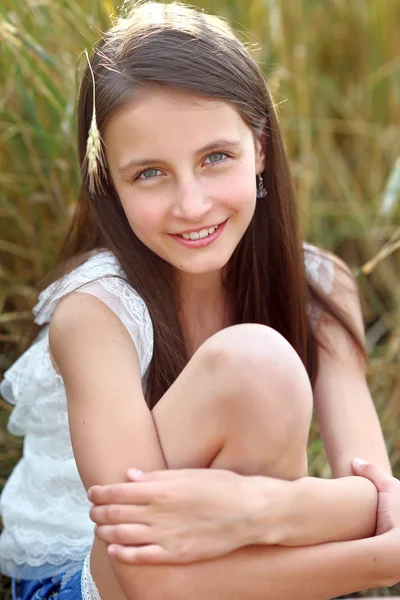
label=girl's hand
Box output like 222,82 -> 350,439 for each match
352,458 -> 400,587
352,458 -> 400,536
89,468 -> 266,565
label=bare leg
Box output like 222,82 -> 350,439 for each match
92,324 -> 313,599
153,323 -> 313,479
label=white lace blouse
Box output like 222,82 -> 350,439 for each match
0,244 -> 334,581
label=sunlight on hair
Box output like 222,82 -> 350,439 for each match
114,0 -> 235,41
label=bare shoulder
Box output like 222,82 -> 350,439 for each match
320,251 -> 363,330
312,250 -> 366,364
304,243 -> 353,277
305,244 -> 361,324
49,291 -> 139,377
50,290 -> 123,332
318,248 -> 353,279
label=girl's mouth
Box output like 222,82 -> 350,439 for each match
168,219 -> 228,248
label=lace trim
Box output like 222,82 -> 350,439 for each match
81,553 -> 102,600
303,242 -> 335,294
32,251 -> 123,326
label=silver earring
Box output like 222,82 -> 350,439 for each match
257,173 -> 267,198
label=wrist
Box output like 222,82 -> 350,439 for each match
243,475 -> 291,546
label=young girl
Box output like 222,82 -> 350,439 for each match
1,2 -> 400,599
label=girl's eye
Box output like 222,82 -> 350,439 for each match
204,152 -> 229,165
133,151 -> 230,182
134,168 -> 162,181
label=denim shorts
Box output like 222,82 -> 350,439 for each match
12,567 -> 83,600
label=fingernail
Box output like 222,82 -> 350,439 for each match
353,458 -> 367,467
108,545 -> 116,556
87,488 -> 93,501
127,468 -> 143,479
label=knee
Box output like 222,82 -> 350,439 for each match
202,324 -> 311,395
200,324 -> 313,427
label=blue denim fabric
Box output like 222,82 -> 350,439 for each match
12,568 -> 82,600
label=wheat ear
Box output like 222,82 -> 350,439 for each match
84,50 -> 106,195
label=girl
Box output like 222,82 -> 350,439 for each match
1,1 -> 399,599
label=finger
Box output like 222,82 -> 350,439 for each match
108,544 -> 175,565
88,483 -> 152,506
90,504 -> 149,525
95,524 -> 152,546
352,458 -> 396,492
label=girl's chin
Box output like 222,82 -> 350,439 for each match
172,259 -> 230,276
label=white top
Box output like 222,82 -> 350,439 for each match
0,245 -> 334,581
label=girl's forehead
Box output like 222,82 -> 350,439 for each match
105,87 -> 245,134
103,87 -> 252,158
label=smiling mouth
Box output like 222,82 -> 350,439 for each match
177,223 -> 222,240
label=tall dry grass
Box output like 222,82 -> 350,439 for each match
0,0 -> 399,596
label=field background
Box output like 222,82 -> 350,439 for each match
0,0 -> 399,597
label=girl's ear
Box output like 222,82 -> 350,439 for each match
255,117 -> 267,174
255,136 -> 266,174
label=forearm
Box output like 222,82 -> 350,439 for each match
257,475 -> 378,547
112,533 -> 391,600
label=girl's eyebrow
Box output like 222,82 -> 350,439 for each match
118,138 -> 241,174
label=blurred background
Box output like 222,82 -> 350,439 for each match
0,0 -> 399,596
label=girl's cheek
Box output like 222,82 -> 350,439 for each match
230,179 -> 257,210
126,202 -> 167,236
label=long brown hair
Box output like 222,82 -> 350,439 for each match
28,1 -> 365,409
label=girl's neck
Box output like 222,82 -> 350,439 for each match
177,270 -> 232,356
178,270 -> 224,316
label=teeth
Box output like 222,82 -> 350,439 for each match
180,224 -> 219,240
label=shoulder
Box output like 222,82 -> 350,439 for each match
49,292 -> 141,384
304,244 -> 359,306
50,289 -> 123,334
304,243 -> 364,334
303,242 -> 337,294
304,242 -> 356,283
36,249 -> 154,375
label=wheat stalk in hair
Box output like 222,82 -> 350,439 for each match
84,50 -> 107,195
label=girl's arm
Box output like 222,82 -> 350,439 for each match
111,533 -> 397,600
267,255 -> 390,547
257,255 -> 388,548
90,467 -> 378,561
50,292 -> 398,600
139,462 -> 400,600
104,459 -> 400,600
251,473 -> 379,546
284,254 -> 391,545
313,255 -> 391,478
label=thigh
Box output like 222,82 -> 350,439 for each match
152,335 -> 225,470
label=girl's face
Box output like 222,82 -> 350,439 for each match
104,87 -> 265,277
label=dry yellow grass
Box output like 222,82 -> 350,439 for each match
0,0 -> 399,596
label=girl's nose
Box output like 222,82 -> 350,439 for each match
171,179 -> 213,222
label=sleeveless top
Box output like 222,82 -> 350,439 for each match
0,244 -> 334,580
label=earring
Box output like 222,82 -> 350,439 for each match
257,173 -> 267,198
